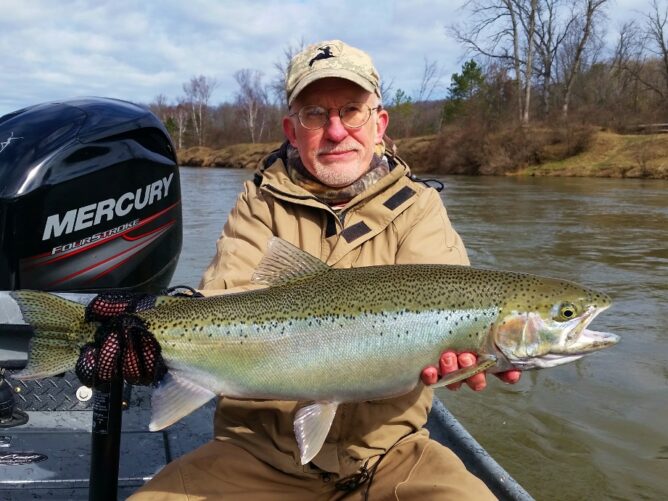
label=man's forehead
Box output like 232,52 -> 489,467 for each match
293,78 -> 373,105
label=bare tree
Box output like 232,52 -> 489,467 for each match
558,0 -> 609,118
182,75 -> 218,146
416,58 -> 444,102
612,20 -> 643,83
533,0 -> 576,117
149,93 -> 171,123
173,99 -> 189,150
271,39 -> 306,106
235,69 -> 270,143
610,9 -> 668,110
645,0 -> 668,96
380,77 -> 395,106
517,0 -> 538,124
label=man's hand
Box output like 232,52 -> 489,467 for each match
421,351 -> 521,391
76,287 -> 202,388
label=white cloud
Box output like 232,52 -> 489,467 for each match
0,0 -> 646,115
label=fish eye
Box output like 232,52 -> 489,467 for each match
555,303 -> 578,322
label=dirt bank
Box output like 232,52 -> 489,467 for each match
177,132 -> 668,179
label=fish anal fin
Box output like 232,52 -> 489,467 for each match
293,401 -> 338,465
252,237 -> 330,287
149,372 -> 216,431
428,355 -> 497,389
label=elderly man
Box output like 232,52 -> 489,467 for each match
131,40 -> 518,500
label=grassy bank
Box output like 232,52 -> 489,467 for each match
178,131 -> 668,179
514,131 -> 668,178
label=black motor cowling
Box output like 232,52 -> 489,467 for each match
0,97 -> 182,293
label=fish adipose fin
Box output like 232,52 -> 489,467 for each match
149,372 -> 217,431
9,291 -> 95,379
252,237 -> 330,287
428,355 -> 498,389
294,401 -> 339,465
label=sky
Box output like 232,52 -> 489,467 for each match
0,0 -> 647,116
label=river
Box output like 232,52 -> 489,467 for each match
173,167 -> 668,501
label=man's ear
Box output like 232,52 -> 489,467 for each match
375,108 -> 389,143
283,116 -> 298,146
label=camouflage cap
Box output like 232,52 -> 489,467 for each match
285,40 -> 381,106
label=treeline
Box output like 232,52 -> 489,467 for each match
147,0 -> 668,158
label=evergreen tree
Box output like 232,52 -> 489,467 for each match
443,60 -> 485,122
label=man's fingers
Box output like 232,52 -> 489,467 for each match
434,351 -> 516,392
439,351 -> 458,374
421,365 -> 439,385
496,369 -> 522,384
458,352 -> 487,391
439,351 -> 462,391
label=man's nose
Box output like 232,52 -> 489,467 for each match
322,112 -> 348,142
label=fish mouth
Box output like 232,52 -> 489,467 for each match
563,305 -> 620,354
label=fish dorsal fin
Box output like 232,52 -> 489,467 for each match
252,237 -> 330,287
153,295 -> 184,307
149,372 -> 216,431
293,401 -> 338,465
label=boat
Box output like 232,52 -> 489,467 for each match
0,98 -> 532,500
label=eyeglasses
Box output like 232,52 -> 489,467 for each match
289,102 -> 382,130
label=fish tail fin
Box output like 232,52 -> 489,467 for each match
9,291 -> 96,379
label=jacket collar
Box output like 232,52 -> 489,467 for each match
257,143 -> 413,211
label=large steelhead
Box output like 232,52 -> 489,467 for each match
9,238 -> 619,464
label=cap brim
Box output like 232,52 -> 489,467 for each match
288,68 -> 377,106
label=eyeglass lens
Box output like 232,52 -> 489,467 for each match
298,103 -> 373,129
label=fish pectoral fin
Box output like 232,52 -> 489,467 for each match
149,372 -> 216,431
293,401 -> 338,465
428,354 -> 497,389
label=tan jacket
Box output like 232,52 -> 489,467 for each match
199,146 -> 469,477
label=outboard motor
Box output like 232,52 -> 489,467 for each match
0,97 -> 182,431
0,97 -> 182,293
0,98 -> 183,498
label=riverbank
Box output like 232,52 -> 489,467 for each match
178,130 -> 668,179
